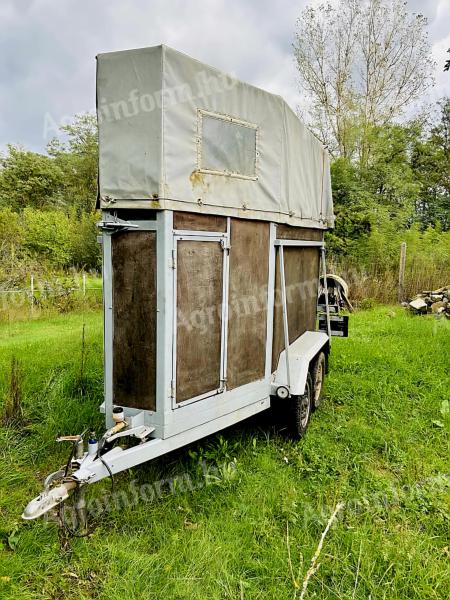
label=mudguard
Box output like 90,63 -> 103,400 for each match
271,331 -> 329,396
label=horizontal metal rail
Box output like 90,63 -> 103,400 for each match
274,240 -> 325,248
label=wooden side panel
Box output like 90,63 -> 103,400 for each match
227,219 -> 270,390
112,231 -> 157,411
173,211 -> 227,232
272,247 -> 320,372
276,224 -> 324,241
176,240 -> 223,402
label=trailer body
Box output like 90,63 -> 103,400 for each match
100,210 -> 328,443
23,46 -> 336,524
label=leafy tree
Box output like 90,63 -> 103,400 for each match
294,0 -> 434,161
47,113 -> 98,214
360,123 -> 420,221
326,157 -> 371,254
0,146 -> 63,210
69,210 -> 101,270
22,208 -> 72,267
411,99 -> 450,230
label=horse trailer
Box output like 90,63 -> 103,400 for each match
23,45 -> 339,528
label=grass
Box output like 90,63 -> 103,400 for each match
0,307 -> 449,599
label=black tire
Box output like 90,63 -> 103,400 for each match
311,352 -> 326,410
289,373 -> 313,439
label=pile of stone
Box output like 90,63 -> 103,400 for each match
407,286 -> 450,316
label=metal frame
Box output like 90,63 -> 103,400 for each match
171,227 -> 230,408
278,245 -> 291,388
196,108 -> 259,181
100,225 -> 331,470
102,212 -> 331,439
274,240 -> 324,248
102,210 -> 172,435
265,223 -> 276,378
273,236 -> 331,394
320,247 -> 332,338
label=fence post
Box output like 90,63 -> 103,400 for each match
82,273 -> 86,297
398,242 -> 406,303
30,274 -> 34,318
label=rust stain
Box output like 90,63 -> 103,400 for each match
190,170 -> 205,188
190,170 -> 211,196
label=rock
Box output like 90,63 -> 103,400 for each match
431,301 -> 446,313
409,298 -> 428,313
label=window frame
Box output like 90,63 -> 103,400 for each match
196,109 -> 259,181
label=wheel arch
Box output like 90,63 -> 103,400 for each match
272,331 -> 329,397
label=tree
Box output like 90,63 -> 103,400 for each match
0,145 -> 64,210
294,0 -> 434,161
411,99 -> 450,230
47,113 -> 98,214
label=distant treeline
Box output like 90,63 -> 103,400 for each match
0,103 -> 449,299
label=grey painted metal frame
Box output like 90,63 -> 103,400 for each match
278,245 -> 291,388
320,247 -> 332,339
265,223 -> 276,377
48,218 -> 333,493
273,236 -> 331,392
102,210 -> 173,435
171,228 -> 230,408
101,212 -> 330,444
274,240 -> 324,248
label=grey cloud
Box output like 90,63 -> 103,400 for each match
0,0 -> 449,153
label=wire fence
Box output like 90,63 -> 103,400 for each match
0,274 -> 103,318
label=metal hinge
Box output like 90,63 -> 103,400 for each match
220,237 -> 231,252
171,249 -> 176,270
97,217 -> 139,233
170,380 -> 175,398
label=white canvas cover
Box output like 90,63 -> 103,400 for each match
97,45 -> 334,229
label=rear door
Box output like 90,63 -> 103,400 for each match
173,233 -> 229,405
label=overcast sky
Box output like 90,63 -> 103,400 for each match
1,0 -> 449,153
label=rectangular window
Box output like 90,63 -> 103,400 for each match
198,111 -> 258,179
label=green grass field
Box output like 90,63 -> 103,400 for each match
0,308 -> 449,599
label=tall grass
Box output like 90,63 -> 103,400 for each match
0,309 -> 449,599
0,272 -> 102,323
329,224 -> 450,304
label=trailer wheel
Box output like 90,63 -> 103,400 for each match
289,374 -> 313,439
311,352 -> 326,410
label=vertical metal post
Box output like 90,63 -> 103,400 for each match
279,245 -> 291,388
74,438 -> 87,534
321,247 -> 331,339
102,228 -> 114,428
82,272 -> 87,297
220,219 -> 231,391
265,223 -> 276,379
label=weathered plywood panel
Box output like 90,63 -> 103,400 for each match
112,231 -> 157,411
227,219 -> 270,390
176,240 -> 223,402
173,211 -> 227,232
276,224 -> 324,241
272,247 -> 320,372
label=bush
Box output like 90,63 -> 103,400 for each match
22,208 -> 72,267
69,210 -> 101,270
